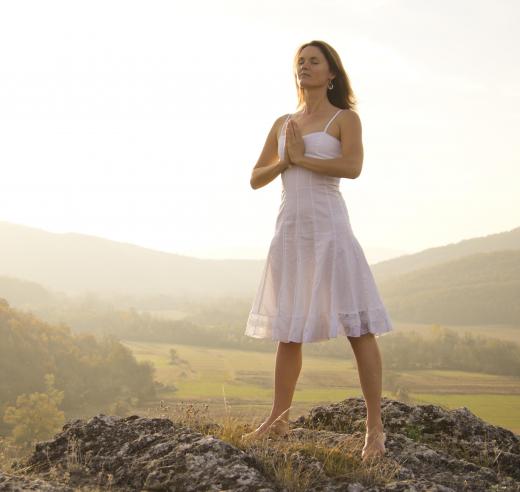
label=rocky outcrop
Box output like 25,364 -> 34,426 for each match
2,396 -> 519,491
293,396 -> 520,490
6,415 -> 275,491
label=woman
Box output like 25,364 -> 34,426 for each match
241,40 -> 393,461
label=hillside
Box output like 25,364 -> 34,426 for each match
0,298 -> 156,432
379,249 -> 520,324
2,219 -> 519,301
372,225 -> 520,281
0,275 -> 56,307
1,220 -> 520,326
0,220 -> 263,298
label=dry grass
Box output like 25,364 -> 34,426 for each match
0,436 -> 34,477
147,388 -> 401,491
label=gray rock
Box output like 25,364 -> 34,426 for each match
0,471 -> 73,491
4,397 -> 520,491
11,413 -> 277,491
293,396 -> 520,491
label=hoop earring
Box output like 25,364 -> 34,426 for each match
327,79 -> 334,90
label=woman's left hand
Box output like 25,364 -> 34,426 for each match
286,119 -> 305,165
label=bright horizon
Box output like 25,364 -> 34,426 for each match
1,0 -> 518,262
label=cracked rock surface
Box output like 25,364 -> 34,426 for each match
7,414 -> 275,491
292,396 -> 520,491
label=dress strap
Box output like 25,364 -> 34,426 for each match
324,109 -> 344,132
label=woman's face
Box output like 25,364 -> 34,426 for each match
295,45 -> 334,88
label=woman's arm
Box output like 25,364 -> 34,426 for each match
293,155 -> 359,179
250,115 -> 290,189
251,159 -> 288,189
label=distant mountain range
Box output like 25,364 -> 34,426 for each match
0,220 -> 260,298
371,226 -> 520,280
1,221 -> 519,325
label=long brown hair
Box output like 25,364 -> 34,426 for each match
292,40 -> 358,111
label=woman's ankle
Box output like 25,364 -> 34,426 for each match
365,419 -> 383,433
270,409 -> 290,423
269,414 -> 289,425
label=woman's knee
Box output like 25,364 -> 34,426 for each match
347,333 -> 375,344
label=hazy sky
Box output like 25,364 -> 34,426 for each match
1,0 -> 518,262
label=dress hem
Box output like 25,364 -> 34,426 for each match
244,306 -> 394,344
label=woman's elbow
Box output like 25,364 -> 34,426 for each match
350,160 -> 363,179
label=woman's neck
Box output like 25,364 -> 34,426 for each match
299,92 -> 332,114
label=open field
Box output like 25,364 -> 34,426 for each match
120,339 -> 520,434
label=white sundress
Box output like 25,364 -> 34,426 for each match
244,109 -> 394,343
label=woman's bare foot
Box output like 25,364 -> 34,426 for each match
361,424 -> 386,461
240,416 -> 289,443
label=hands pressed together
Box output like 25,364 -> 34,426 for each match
281,118 -> 305,172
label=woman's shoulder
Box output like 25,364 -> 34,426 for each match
338,107 -> 359,118
273,113 -> 292,139
277,112 -> 292,122
335,107 -> 361,128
